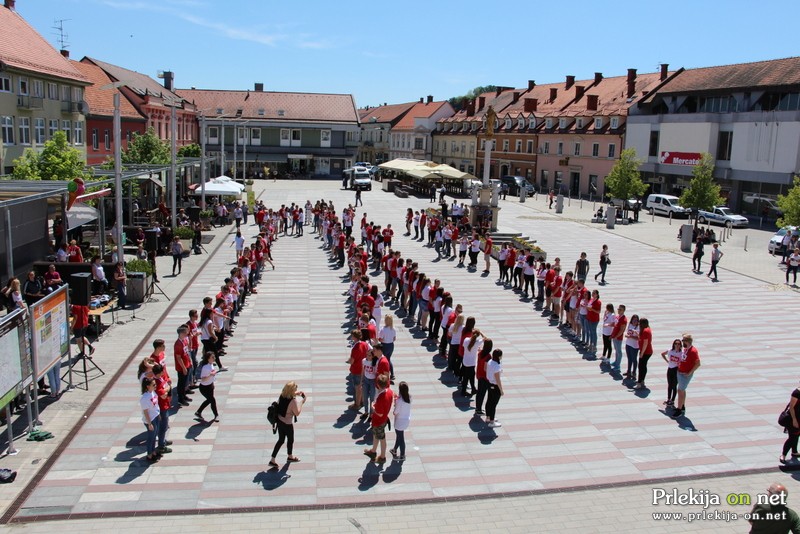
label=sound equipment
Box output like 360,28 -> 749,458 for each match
70,272 -> 91,306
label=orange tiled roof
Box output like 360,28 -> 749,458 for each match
176,88 -> 359,123
71,60 -> 145,119
0,6 -> 88,83
655,57 -> 800,94
359,102 -> 416,124
393,101 -> 452,130
84,57 -> 185,108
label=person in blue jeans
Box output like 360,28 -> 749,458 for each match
624,314 -> 640,379
611,305 -> 627,370
140,378 -> 161,462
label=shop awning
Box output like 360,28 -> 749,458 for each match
66,202 -> 99,228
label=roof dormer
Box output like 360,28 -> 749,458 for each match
517,116 -> 525,129
504,117 -> 512,129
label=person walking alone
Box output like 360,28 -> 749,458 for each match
707,243 -> 723,281
594,245 -> 609,284
269,381 -> 306,467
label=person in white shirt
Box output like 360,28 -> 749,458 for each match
139,378 -> 161,462
378,315 -> 396,378
485,349 -> 504,428
91,255 -> 109,294
601,303 -> 617,361
390,382 -> 411,460
231,231 -> 245,259
787,247 -> 800,285
461,330 -> 483,396
195,351 -> 219,422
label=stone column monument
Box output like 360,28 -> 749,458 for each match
471,106 -> 501,232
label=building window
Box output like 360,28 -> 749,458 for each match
0,75 -> 10,93
542,141 -> 549,154
515,140 -> 522,153
573,142 -> 581,156
559,118 -> 567,129
61,120 -> 71,143
526,140 -> 533,154
529,117 -> 536,129
1,116 -> 14,145
414,138 -> 423,150
257,109 -> 265,116
237,127 -> 248,145
18,117 -> 30,145
74,121 -> 83,145
34,118 -> 45,145
291,129 -> 301,147
540,169 -> 549,188
280,128 -> 290,147
47,82 -> 58,100
461,141 -> 466,154
18,77 -> 28,95
61,85 -> 70,101
126,131 -> 132,144
33,80 -> 43,98
610,117 -> 619,129
451,141 -> 456,153
576,118 -> 583,129
48,119 -> 58,139
215,107 -> 223,115
717,131 -> 733,161
481,139 -> 486,151
434,141 -> 439,153
648,131 -> 660,157
104,129 -> 110,150
594,117 -> 602,129
592,143 -> 600,157
607,143 -> 616,158
589,175 -> 598,195
251,128 -> 261,146
502,140 -> 509,152
320,129 -> 330,148
557,142 -> 563,155
545,118 -> 553,129
208,126 -> 218,144
92,128 -> 98,150
469,142 -> 475,156
72,87 -> 82,102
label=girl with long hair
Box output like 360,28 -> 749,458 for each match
269,381 -> 307,467
390,381 -> 411,460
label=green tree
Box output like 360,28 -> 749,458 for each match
177,143 -> 201,158
121,127 -> 170,164
11,131 -> 89,181
448,85 -> 498,111
604,148 -> 647,214
680,152 -> 724,226
777,175 -> 800,227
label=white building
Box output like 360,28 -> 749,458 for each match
388,97 -> 455,161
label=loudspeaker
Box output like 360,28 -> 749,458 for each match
145,230 -> 159,252
70,272 -> 91,306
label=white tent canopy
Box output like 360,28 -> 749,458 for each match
378,158 -> 473,180
191,176 -> 245,196
66,202 -> 99,228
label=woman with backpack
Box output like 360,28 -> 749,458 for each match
269,381 -> 306,468
780,386 -> 800,464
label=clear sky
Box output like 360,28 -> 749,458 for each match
18,0 -> 800,108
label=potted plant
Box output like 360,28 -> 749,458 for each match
199,210 -> 214,229
174,226 -> 195,256
124,258 -> 153,304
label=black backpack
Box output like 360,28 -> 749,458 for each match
267,400 -> 279,433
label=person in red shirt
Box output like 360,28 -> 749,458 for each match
70,304 -> 93,356
151,363 -> 173,455
549,267 -> 563,322
634,318 -> 654,389
382,224 -> 394,248
374,343 -> 391,385
418,211 -> 427,241
482,236 -> 493,273
348,329 -> 368,411
363,373 -> 393,463
586,290 -> 602,355
474,338 -> 493,415
186,309 -> 201,385
67,239 -> 83,263
610,305 -> 627,371
673,333 -> 700,418
174,326 -> 192,406
544,264 -> 556,310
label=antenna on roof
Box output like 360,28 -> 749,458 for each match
52,19 -> 71,51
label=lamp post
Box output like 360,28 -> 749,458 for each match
113,93 -> 124,249
200,113 -> 207,209
170,105 -> 177,229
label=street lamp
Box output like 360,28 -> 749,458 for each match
100,80 -> 134,250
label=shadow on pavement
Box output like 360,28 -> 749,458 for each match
254,464 -> 291,490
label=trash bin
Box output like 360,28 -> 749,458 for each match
555,194 -> 564,214
126,272 -> 147,303
606,206 -> 616,229
188,206 -> 201,222
680,224 -> 694,252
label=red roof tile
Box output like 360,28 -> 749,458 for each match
176,88 -> 359,123
655,57 -> 800,94
359,102 -> 416,124
71,61 -> 145,119
0,6 -> 87,83
84,57 -> 185,107
393,101 -> 453,130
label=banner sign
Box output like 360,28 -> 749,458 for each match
659,151 -> 703,166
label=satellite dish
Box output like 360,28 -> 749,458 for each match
77,100 -> 89,114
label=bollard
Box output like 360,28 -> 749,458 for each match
580,198 -> 583,209
669,212 -> 673,225
759,217 -> 763,228
593,201 -> 596,213
744,235 -> 748,251
568,195 -> 571,207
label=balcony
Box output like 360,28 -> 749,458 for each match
17,95 -> 43,109
61,101 -> 81,113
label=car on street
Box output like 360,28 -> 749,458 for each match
743,195 -> 783,218
645,193 -> 689,217
500,175 -> 536,197
343,166 -> 372,191
768,226 -> 799,254
696,206 -> 749,228
354,162 -> 373,169
608,198 -> 642,210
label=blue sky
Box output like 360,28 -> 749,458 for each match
19,0 -> 800,108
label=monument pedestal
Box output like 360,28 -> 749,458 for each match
470,186 -> 501,232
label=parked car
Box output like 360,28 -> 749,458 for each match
343,166 -> 372,190
355,162 -> 373,169
645,194 -> 689,217
608,198 -> 642,210
768,226 -> 799,254
500,175 -> 536,197
743,195 -> 783,218
697,206 -> 749,228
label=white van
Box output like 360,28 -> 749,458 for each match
646,194 -> 688,217
342,166 -> 372,191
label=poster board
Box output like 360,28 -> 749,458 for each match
30,285 -> 70,379
0,309 -> 31,408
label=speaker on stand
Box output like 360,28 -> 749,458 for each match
70,272 -> 91,306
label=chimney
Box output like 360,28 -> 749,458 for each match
660,63 -> 669,82
162,71 -> 174,91
4,0 -> 15,10
478,96 -> 486,110
512,91 -> 520,104
426,95 -> 433,104
419,97 -> 424,104
575,86 -> 585,100
549,88 -> 558,102
586,95 -> 598,111
523,98 -> 538,113
565,75 -> 575,90
627,68 -> 637,98
527,80 -> 536,91
254,82 -> 264,92
594,72 -> 603,84
466,100 -> 476,117
60,49 -> 69,58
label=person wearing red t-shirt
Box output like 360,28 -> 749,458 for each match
482,236 -> 493,273
363,373 -> 393,463
418,211 -> 427,241
348,330 -> 368,411
610,305 -> 627,371
549,267 -> 563,322
635,318 -> 654,389
474,338 -> 493,415
673,334 -> 700,418
67,239 -> 83,263
336,232 -> 346,267
374,343 -> 391,385
586,290 -> 602,355
70,303 -> 93,356
544,264 -> 556,309
382,224 -> 394,248
187,309 -> 201,384
152,363 -> 173,455
174,326 -> 192,406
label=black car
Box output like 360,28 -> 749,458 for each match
500,176 -> 536,197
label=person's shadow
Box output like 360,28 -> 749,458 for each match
357,460 -> 383,491
114,432 -> 152,483
382,458 -> 404,483
468,413 -> 498,444
186,420 -> 212,440
661,409 -> 697,431
333,409 -> 357,429
254,464 -> 291,490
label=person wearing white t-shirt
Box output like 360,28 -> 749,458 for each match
461,331 -> 483,396
447,315 -> 465,377
601,303 -> 617,361
485,349 -> 504,428
390,382 -> 412,460
195,352 -> 219,422
378,315 -> 397,379
661,339 -> 683,407
786,248 -> 800,285
139,378 -> 161,462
